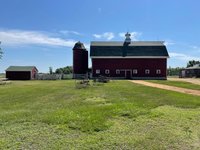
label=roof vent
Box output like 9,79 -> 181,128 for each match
125,32 -> 131,43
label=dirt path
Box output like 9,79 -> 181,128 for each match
168,78 -> 200,85
130,80 -> 200,96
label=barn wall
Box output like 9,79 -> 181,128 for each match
92,58 -> 167,79
6,71 -> 31,80
31,68 -> 38,79
180,69 -> 200,78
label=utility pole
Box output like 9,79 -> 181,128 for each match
0,41 -> 3,59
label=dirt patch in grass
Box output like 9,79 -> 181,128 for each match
130,80 -> 200,96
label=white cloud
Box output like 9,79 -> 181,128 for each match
118,32 -> 142,41
169,52 -> 200,61
93,32 -> 114,40
98,8 -> 102,13
191,46 -> 198,49
93,34 -> 102,39
84,43 -> 90,50
59,30 -> 82,36
164,40 -> 175,46
0,29 -> 76,47
190,45 -> 200,52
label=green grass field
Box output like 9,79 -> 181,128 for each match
0,80 -> 200,149
0,73 -> 5,78
146,80 -> 200,90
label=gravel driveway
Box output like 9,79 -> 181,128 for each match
130,80 -> 200,96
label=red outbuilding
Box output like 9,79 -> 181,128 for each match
90,33 -> 169,79
6,66 -> 38,80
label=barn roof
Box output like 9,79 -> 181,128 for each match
90,41 -> 169,57
6,66 -> 38,72
186,64 -> 200,69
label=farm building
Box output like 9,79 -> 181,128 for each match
6,66 -> 38,80
90,33 -> 169,79
72,41 -> 88,78
179,64 -> 200,78
73,32 -> 169,79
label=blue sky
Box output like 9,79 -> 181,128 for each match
0,0 -> 200,73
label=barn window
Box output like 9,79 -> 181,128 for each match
145,69 -> 150,74
156,69 -> 161,74
105,69 -> 110,74
116,69 -> 120,74
133,69 -> 138,74
96,69 -> 100,74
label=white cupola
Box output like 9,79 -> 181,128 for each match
125,32 -> 131,43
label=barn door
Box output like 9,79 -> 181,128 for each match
125,70 -> 132,79
181,70 -> 186,77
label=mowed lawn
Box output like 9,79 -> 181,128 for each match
0,80 -> 200,149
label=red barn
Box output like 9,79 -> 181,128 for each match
90,33 -> 169,79
6,66 -> 38,80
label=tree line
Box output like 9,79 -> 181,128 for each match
49,66 -> 73,74
187,60 -> 200,67
167,67 -> 183,76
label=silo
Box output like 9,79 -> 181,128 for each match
73,41 -> 88,78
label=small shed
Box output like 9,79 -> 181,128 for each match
6,66 -> 38,80
179,64 -> 200,78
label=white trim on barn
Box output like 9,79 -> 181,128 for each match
91,56 -> 169,59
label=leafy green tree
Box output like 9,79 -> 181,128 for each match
167,66 -> 183,76
55,66 -> 72,74
49,67 -> 53,74
187,60 -> 200,67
